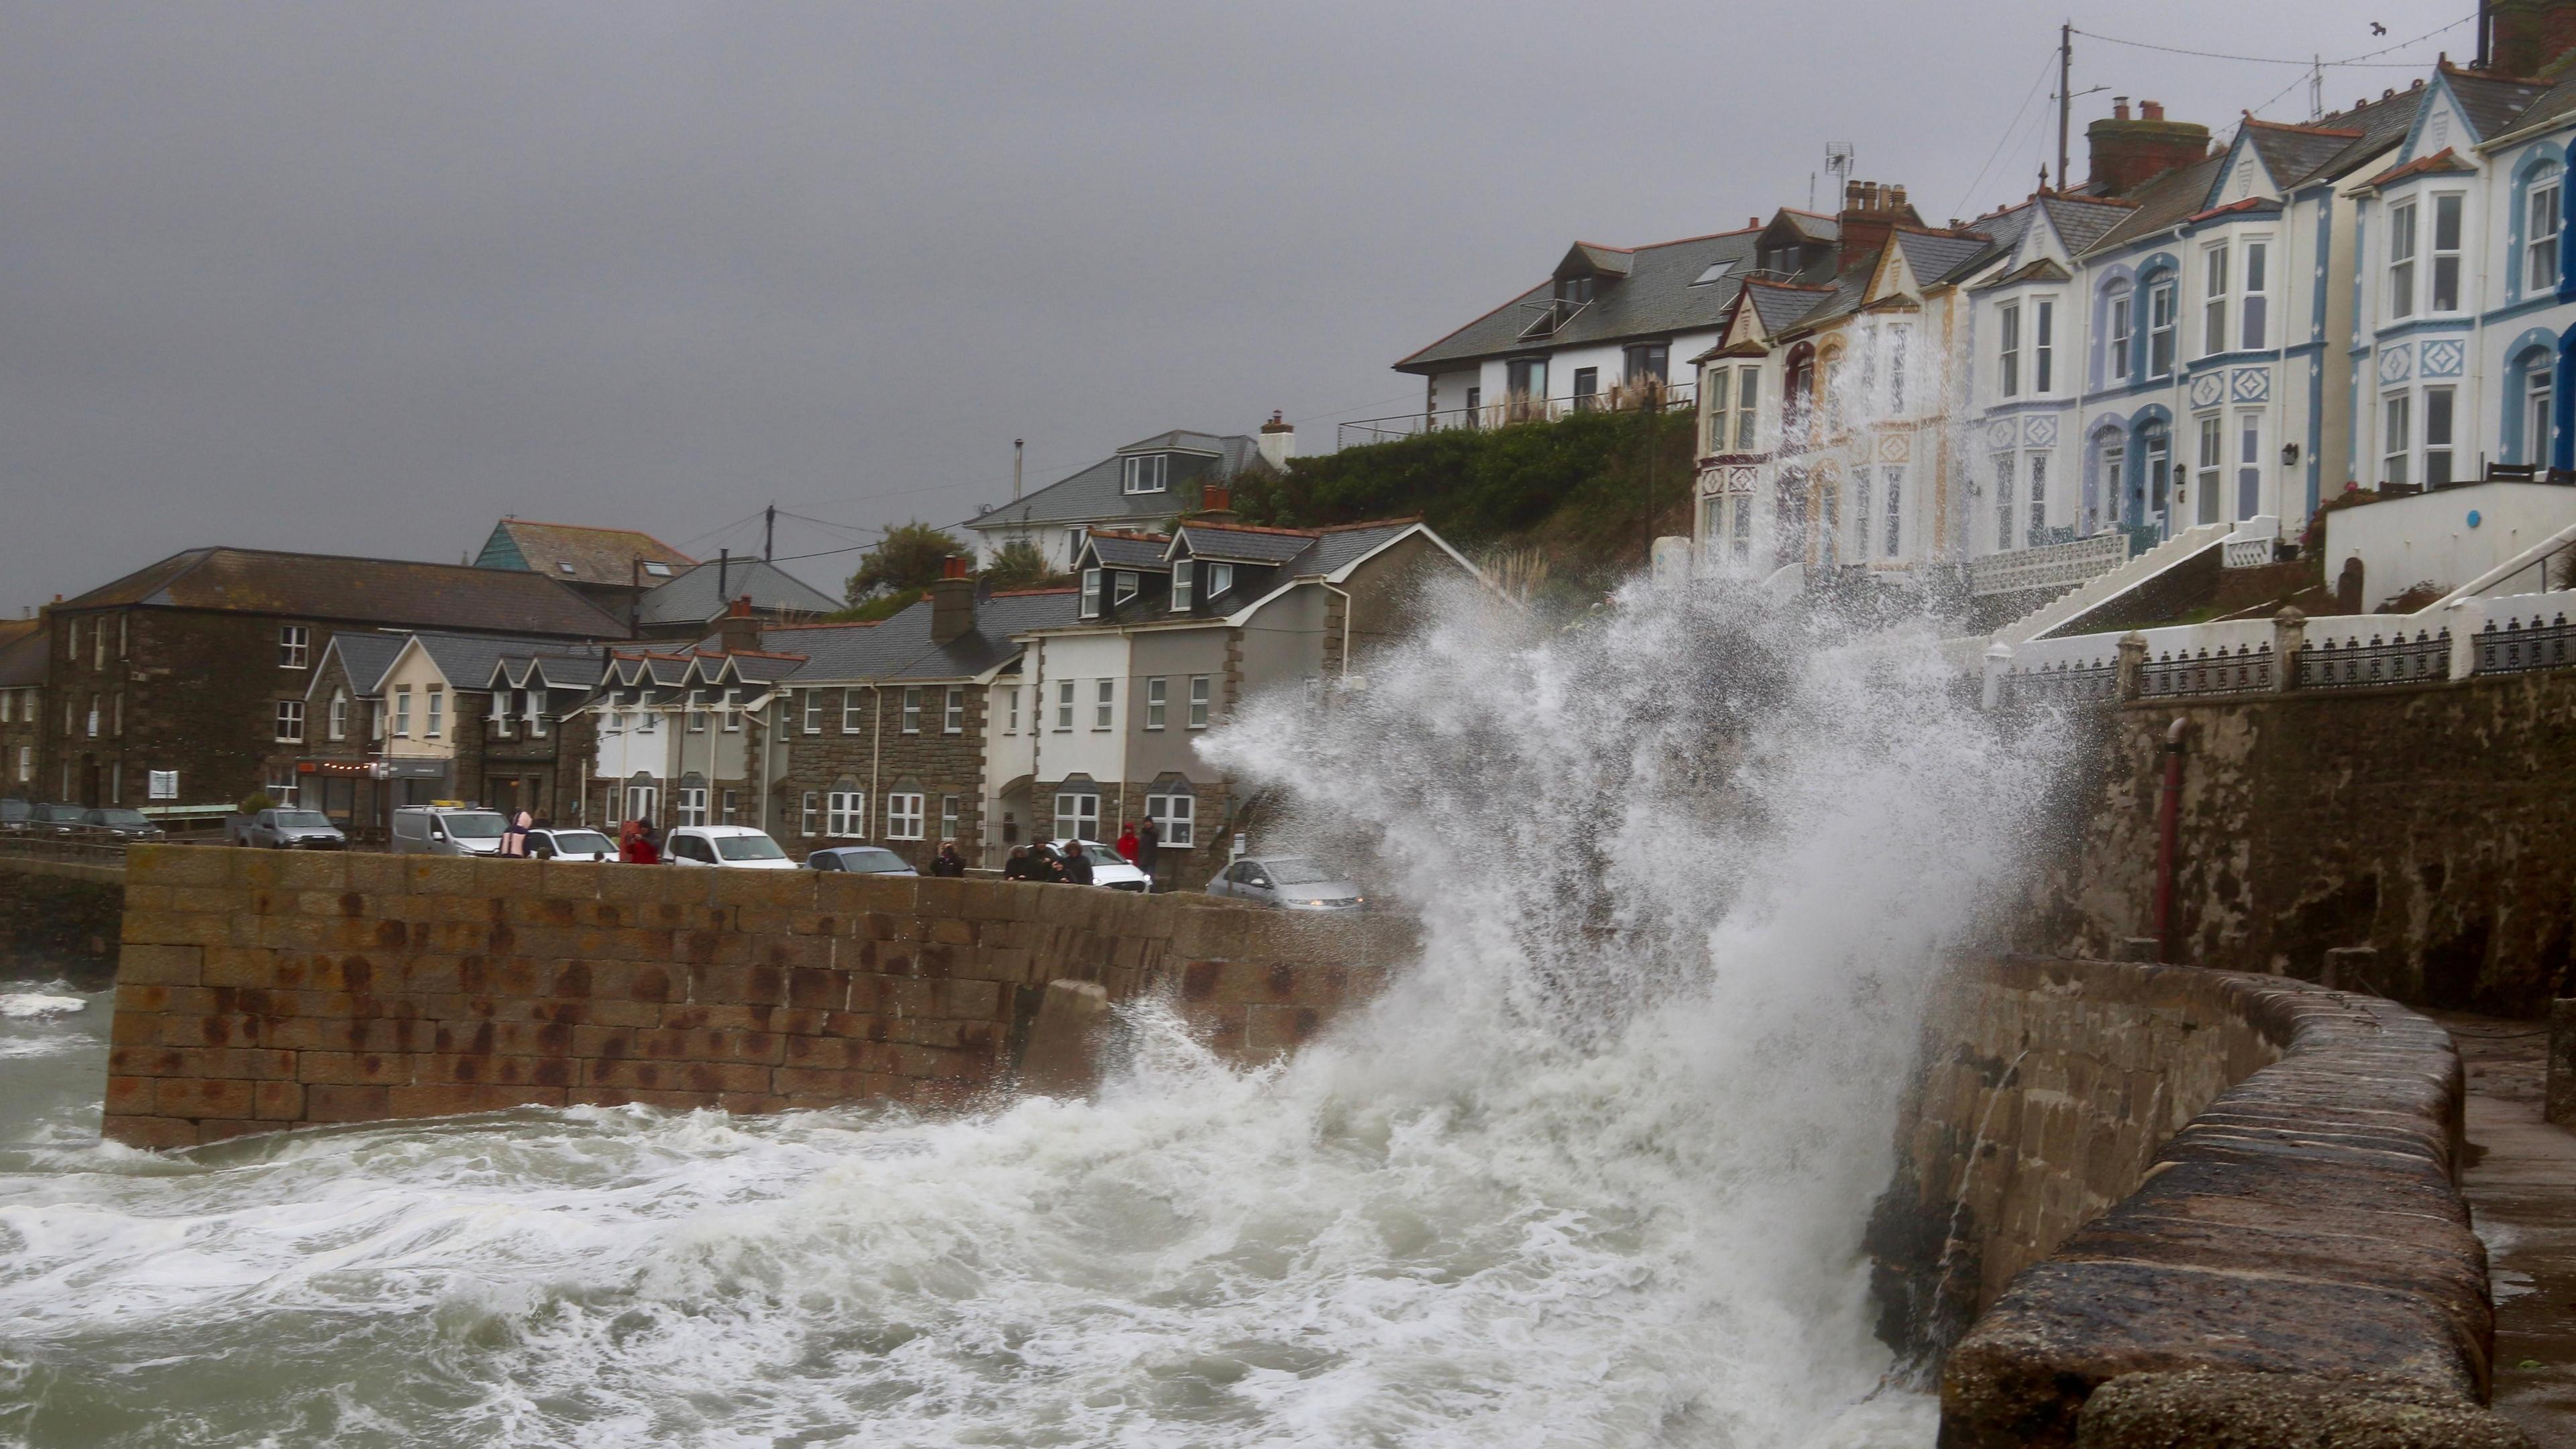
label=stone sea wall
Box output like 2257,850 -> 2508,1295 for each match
0,858 -> 123,983
1878,957 -> 2524,1448
105,845 -> 1407,1147
2018,669 -> 2576,1016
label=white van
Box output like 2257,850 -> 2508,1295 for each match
390,806 -> 512,857
664,824 -> 797,870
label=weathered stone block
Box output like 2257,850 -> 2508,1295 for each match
120,943 -> 205,985
103,1112 -> 201,1148
125,843 -> 230,888
155,1077 -> 255,1119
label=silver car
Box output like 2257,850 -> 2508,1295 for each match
1206,855 -> 1364,910
805,845 -> 918,875
525,827 -> 619,862
389,806 -> 511,857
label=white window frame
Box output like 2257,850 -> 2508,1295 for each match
678,786 -> 707,827
425,686 -> 443,740
1187,675 -> 1211,729
2033,301 -> 2053,394
1055,679 -> 1075,730
2108,285 -> 2134,382
2531,365 -> 2555,467
1703,366 -> 1730,453
2423,384 -> 2457,487
1093,678 -> 1114,730
278,625 -> 310,670
1998,302 -> 2021,397
1121,453 -> 1169,494
1005,686 -> 1020,734
2147,278 -> 2177,377
2382,391 -> 2412,488
2390,199 -> 2419,319
1080,568 -> 1104,619
2195,413 -> 2224,525
826,788 -> 865,838
900,687 -> 922,734
1994,454 -> 2016,552
1146,790 -> 1195,848
1114,572 -> 1140,608
842,688 -> 864,733
2530,170 -> 2564,294
2235,410 -> 2264,521
943,686 -> 965,733
686,688 -> 708,733
886,791 -> 925,841
1208,562 -> 1233,598
801,791 -> 819,836
1171,564 -> 1193,611
2430,193 -> 2463,313
2200,242 -> 2229,358
275,699 -> 305,743
721,687 -> 743,733
802,690 -> 822,734
1053,788 -> 1099,842
1732,366 -> 1758,450
327,690 -> 349,741
2239,238 -> 2269,351
1145,676 -> 1167,729
2026,452 -> 2048,544
940,794 -> 959,841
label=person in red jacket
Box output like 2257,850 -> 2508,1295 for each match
1116,822 -> 1140,864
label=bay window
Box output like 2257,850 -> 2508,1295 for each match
2027,453 -> 2049,543
2031,304 -> 2052,394
1703,368 -> 1729,453
2390,200 -> 2418,317
2431,194 -> 2463,311
1732,366 -> 1758,449
2423,385 -> 2456,487
2108,285 -> 2134,382
1999,302 -> 2021,397
2239,239 -> 2268,350
2530,168 -> 2563,293
2195,415 -> 2223,525
2147,278 -> 2177,376
2201,243 -> 2229,357
2382,393 -> 2412,488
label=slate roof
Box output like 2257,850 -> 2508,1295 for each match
2083,154 -> 2234,254
1173,523 -> 1322,564
2444,66 -> 2554,141
62,547 -> 626,638
2292,89 -> 2426,189
1292,521 -> 1425,578
965,431 -> 1271,532
1395,227 -> 1761,372
0,621 -> 47,690
633,557 -> 840,626
1085,531 -> 1173,569
2039,196 -> 2136,254
2506,70 -> 2576,136
2367,146 -> 2477,189
1743,278 -> 1835,333
314,630 -> 411,696
770,588 -> 1081,683
409,634 -> 606,692
474,519 -> 694,586
1893,229 -> 1996,286
1774,210 -> 1841,243
2241,121 -> 2363,191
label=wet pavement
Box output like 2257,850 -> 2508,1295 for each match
2432,1010 -> 2576,1441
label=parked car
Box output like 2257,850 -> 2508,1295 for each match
1207,855 -> 1364,910
388,806 -> 509,856
227,807 -> 348,850
806,845 -> 918,875
0,799 -> 28,835
665,824 -> 796,869
525,827 -> 618,862
1041,839 -> 1151,892
30,803 -> 87,837
81,808 -> 167,843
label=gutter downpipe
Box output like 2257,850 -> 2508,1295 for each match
869,684 -> 883,839
2153,716 -> 2188,964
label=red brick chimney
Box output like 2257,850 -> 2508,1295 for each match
1835,178 -> 1922,259
1198,482 -> 1237,524
930,555 -> 975,645
717,594 -> 759,654
2085,98 -> 2210,197
2494,1 -> 2576,75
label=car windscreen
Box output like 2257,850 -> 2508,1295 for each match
37,806 -> 84,820
274,811 -> 333,828
837,849 -> 910,873
441,812 -> 508,839
91,810 -> 153,826
550,831 -> 614,855
1264,859 -> 1340,885
714,835 -> 787,861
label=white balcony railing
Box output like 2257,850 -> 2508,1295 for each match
1338,382 -> 1696,449
1965,531 -> 2131,598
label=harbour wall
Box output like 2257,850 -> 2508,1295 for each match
1877,956 -> 2524,1447
2017,668 -> 2576,1017
0,857 -> 123,983
103,845 -> 1408,1147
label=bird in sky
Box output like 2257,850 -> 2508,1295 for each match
2371,21 -> 2387,35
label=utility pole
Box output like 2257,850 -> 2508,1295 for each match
718,547 -> 729,604
2309,57 -> 2324,121
2056,21 -> 2073,197
1013,438 -> 1025,500
763,504 -> 775,562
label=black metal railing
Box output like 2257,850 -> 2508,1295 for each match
2475,610 -> 2576,674
2141,643 -> 2275,698
2004,662 -> 2121,706
2298,629 -> 2451,690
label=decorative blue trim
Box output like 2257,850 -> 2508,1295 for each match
2088,263 -> 2139,393
2186,347 -> 2291,369
2561,133 -> 2576,305
2481,293 -> 2569,325
2304,357 -> 2322,517
2505,146 -> 2561,307
2557,323 -> 2576,472
2311,196 -> 2333,343
2371,317 -> 2477,341
2502,327 -> 2558,466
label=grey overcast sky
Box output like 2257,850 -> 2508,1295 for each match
0,0 -> 2467,608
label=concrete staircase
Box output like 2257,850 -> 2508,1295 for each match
1992,522 -> 2230,644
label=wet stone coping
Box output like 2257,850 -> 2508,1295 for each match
1939,961 -> 2532,1448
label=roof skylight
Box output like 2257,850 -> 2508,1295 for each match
1691,261 -> 1737,285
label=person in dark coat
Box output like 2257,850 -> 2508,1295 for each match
1060,839 -> 1095,885
930,841 -> 967,877
1135,818 -> 1161,888
1002,845 -> 1036,881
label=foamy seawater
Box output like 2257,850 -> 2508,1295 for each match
0,579 -> 2059,1448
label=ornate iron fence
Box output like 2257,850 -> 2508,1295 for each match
2140,643 -> 2275,698
2475,610 -> 2576,675
2004,661 -> 2122,706
2298,629 -> 2451,690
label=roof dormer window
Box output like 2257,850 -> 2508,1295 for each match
1122,454 -> 1169,494
1554,276 -> 1595,307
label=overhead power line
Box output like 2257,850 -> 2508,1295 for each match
2070,15 -> 2473,70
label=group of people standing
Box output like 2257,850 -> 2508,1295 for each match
998,818 -> 1162,889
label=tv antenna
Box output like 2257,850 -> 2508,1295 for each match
1824,142 -> 1854,208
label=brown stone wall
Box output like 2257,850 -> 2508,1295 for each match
2019,669 -> 2576,1016
775,683 -> 987,869
1892,957 -> 2508,1447
103,844 -> 1405,1146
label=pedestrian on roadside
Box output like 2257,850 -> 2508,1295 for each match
1115,821 -> 1140,864
930,840 -> 967,877
618,820 -> 643,862
1002,845 -> 1036,881
633,820 -> 662,865
1136,816 -> 1161,889
501,811 -> 533,858
1061,838 -> 1095,885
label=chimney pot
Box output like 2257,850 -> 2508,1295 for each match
929,567 -> 976,645
1748,215 -> 1760,227
2141,99 -> 2164,121
2112,96 -> 2131,119
1201,482 -> 1234,517
941,554 -> 968,580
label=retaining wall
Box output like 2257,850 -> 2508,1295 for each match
2018,668 -> 2576,1016
0,857 -> 123,983
1876,957 -> 2524,1447
105,845 -> 1407,1146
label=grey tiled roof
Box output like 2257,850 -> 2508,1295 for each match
2082,154 -> 2232,255
2298,89 -> 2426,189
1893,230 -> 1994,286
412,633 -> 605,692
2508,72 -> 2576,136
1293,522 -> 1422,578
1743,278 -> 1834,334
1395,228 -> 1760,372
0,625 -> 43,690
317,630 -> 411,696
634,557 -> 840,625
964,431 -> 1269,531
2039,197 -> 2136,254
2446,68 -> 2553,141
1085,532 -> 1172,568
2241,123 -> 2363,191
769,588 -> 1081,684
62,547 -> 625,637
1174,523 -> 1318,564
